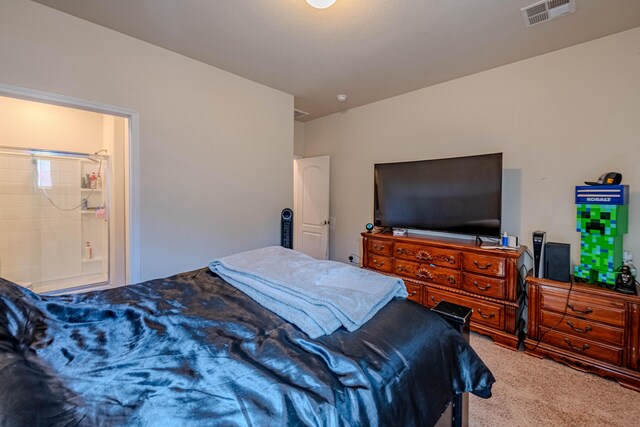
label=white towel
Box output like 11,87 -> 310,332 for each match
208,246 -> 407,338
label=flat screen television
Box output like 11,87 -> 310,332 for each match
374,153 -> 503,238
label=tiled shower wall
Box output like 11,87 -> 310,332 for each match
0,153 -> 81,284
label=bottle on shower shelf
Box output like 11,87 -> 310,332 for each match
83,242 -> 92,260
96,173 -> 102,189
96,205 -> 107,220
90,172 -> 97,189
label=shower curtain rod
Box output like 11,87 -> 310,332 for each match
0,145 -> 108,161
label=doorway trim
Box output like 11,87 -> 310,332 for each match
0,82 -> 141,284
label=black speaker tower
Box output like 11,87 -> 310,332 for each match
281,208 -> 293,249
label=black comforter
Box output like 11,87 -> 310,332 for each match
0,268 -> 494,426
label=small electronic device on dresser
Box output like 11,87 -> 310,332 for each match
531,231 -> 572,283
532,231 -> 546,278
544,242 -> 571,282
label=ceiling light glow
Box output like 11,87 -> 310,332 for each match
306,0 -> 336,9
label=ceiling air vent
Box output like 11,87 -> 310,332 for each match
294,108 -> 309,120
521,0 -> 575,28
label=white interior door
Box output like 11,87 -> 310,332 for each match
293,156 -> 330,259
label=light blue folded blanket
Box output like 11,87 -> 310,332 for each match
208,246 -> 407,338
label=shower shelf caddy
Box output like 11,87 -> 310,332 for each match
80,159 -> 108,277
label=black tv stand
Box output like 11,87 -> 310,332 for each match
475,235 -> 484,246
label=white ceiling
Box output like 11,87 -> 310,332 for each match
33,0 -> 640,122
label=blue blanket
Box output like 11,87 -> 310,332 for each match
0,270 -> 494,426
209,246 -> 408,338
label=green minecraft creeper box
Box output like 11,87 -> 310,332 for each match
574,185 -> 629,286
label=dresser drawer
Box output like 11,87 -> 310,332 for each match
425,288 -> 504,329
462,253 -> 506,277
367,238 -> 393,256
405,283 -> 422,304
540,310 -> 624,346
366,255 -> 393,273
462,273 -> 506,299
394,259 -> 461,288
394,243 -> 460,268
541,329 -> 623,366
540,290 -> 625,328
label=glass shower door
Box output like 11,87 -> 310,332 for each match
0,148 -> 109,293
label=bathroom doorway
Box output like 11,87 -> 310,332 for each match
0,148 -> 110,292
0,92 -> 134,293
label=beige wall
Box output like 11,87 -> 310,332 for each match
0,0 -> 293,281
304,27 -> 640,268
0,96 -> 104,153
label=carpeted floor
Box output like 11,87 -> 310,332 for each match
468,333 -> 640,426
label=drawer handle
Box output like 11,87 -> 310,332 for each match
447,275 -> 456,285
430,296 -> 443,304
373,244 -> 385,251
396,247 -> 413,256
415,252 -> 456,264
473,281 -> 491,291
372,259 -> 385,268
416,269 -> 433,280
477,308 -> 495,319
566,321 -> 592,334
473,260 -> 492,270
564,338 -> 590,352
408,290 -> 418,296
567,304 -> 593,315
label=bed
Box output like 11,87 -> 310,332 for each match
0,264 -> 494,426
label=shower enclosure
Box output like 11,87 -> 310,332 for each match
0,147 -> 109,293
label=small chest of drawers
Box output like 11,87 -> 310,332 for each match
525,277 -> 640,391
363,232 -> 526,350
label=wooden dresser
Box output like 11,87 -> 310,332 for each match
525,277 -> 640,391
361,232 -> 526,350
